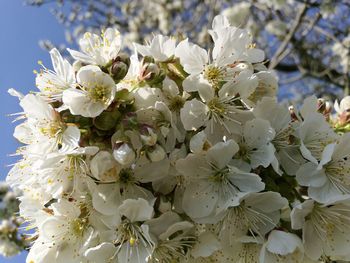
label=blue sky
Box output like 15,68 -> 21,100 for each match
0,1 -> 67,262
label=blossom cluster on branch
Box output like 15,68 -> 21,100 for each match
26,0 -> 350,95
0,183 -> 28,257
6,14 -> 350,262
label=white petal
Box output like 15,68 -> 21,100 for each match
175,39 -> 208,74
244,118 -> 275,149
182,181 -> 218,219
191,231 -> 221,258
206,140 -> 239,169
266,230 -> 303,256
84,242 -> 116,262
180,99 -> 208,130
118,198 -> 154,222
296,162 -> 327,187
303,220 -> 323,260
290,199 -> 314,230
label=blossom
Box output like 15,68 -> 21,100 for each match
68,28 -> 122,66
291,196 -> 350,261
7,13 -> 350,263
176,140 -> 265,220
28,199 -> 95,262
233,118 -> 278,170
218,192 -> 287,241
35,48 -> 75,102
146,211 -> 195,262
296,133 -> 350,202
62,65 -> 116,117
134,34 -> 176,61
335,96 -> 350,115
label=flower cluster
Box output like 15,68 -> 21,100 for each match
0,183 -> 28,257
7,15 -> 350,263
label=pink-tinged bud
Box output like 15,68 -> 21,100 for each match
317,98 -> 332,120
288,105 -> 298,121
138,57 -> 165,84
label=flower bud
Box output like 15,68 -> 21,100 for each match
113,143 -> 135,166
147,144 -> 165,162
109,54 -> 130,81
139,57 -> 165,84
140,126 -> 157,146
93,110 -> 121,131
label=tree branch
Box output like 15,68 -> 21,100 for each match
268,3 -> 307,69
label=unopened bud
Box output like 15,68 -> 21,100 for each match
113,143 -> 135,166
109,54 -> 130,81
140,127 -> 157,146
93,110 -> 121,131
139,58 -> 165,84
147,144 -> 165,162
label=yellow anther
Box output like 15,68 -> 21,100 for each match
129,237 -> 136,246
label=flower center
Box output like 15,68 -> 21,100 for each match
169,96 -> 185,111
210,166 -> 230,182
39,121 -> 63,138
70,218 -> 87,237
203,65 -> 224,88
118,168 -> 135,184
208,98 -> 226,115
88,85 -> 111,104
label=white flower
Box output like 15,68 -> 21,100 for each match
253,97 -> 304,175
36,199 -> 95,262
291,196 -> 350,261
116,50 -> 143,92
233,118 -> 278,170
90,150 -> 121,182
335,96 -> 350,114
296,112 -> 337,164
15,94 -> 65,146
176,140 -> 265,220
62,65 -> 116,117
35,48 -> 75,102
179,82 -> 254,134
134,34 -> 176,61
218,192 -> 287,242
146,211 -> 195,262
114,198 -> 155,263
221,3 -> 251,27
175,37 -> 258,96
91,168 -> 154,216
296,133 -> 350,203
37,130 -> 98,197
68,28 -> 122,66
209,15 -> 265,65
